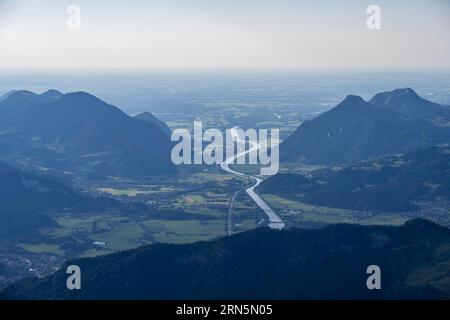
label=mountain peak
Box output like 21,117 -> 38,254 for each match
343,95 -> 366,104
0,90 -> 19,101
136,111 -> 152,117
394,87 -> 419,97
369,87 -> 446,119
0,89 -> 176,177
280,87 -> 447,165
41,89 -> 63,98
63,91 -> 97,99
334,95 -> 367,111
0,89 -> 64,107
0,90 -> 39,107
369,88 -> 421,106
134,111 -> 154,120
8,90 -> 37,98
134,111 -> 172,136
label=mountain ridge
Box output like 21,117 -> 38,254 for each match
2,218 -> 449,300
261,144 -> 450,212
0,90 -> 176,178
281,88 -> 449,165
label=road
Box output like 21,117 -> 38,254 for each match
220,127 -> 285,233
226,190 -> 239,236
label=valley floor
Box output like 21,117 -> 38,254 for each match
2,162 -> 450,290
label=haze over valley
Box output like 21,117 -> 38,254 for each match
0,70 -> 450,299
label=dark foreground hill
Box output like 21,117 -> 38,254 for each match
0,90 -> 176,178
2,219 -> 450,300
259,145 -> 450,212
281,88 -> 449,165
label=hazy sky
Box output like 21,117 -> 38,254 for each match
0,0 -> 449,69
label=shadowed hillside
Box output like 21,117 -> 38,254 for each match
0,161 -> 118,239
2,219 -> 450,300
0,90 -> 176,178
260,145 -> 450,212
281,89 -> 449,165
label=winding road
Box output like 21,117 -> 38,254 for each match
220,127 -> 284,234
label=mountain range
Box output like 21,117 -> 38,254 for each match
281,88 -> 450,165
0,90 -> 176,178
2,219 -> 449,300
259,145 -> 450,212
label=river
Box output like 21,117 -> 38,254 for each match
219,127 -> 285,230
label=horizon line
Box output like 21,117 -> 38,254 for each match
1,67 -> 450,73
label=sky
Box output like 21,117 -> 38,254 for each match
0,0 -> 449,69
